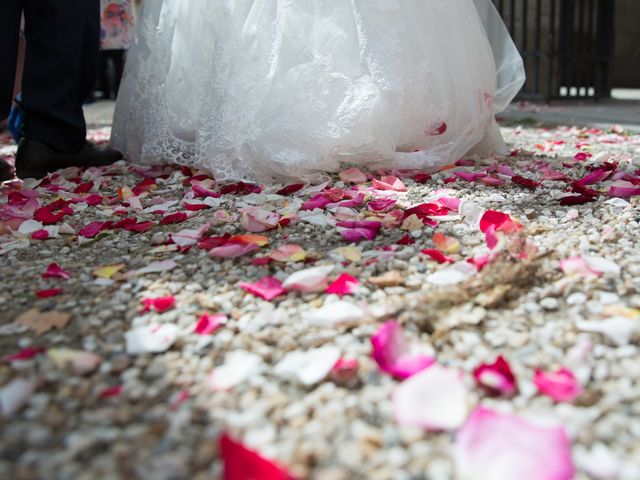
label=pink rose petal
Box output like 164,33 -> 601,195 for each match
371,320 -> 434,379
560,256 -> 600,278
372,176 -> 407,192
194,313 -> 226,335
454,407 -> 575,480
607,180 -> 640,198
31,229 -> 50,240
534,367 -> 583,402
392,365 -> 469,431
325,273 -> 359,296
239,276 -> 286,301
240,207 -> 281,233
331,358 -> 359,382
340,167 -> 368,184
367,198 -> 397,212
301,194 -> 332,211
473,355 -> 518,396
209,241 -> 260,259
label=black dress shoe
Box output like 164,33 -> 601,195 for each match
0,158 -> 14,182
15,139 -> 123,179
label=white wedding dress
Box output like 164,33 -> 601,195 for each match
112,0 -> 525,183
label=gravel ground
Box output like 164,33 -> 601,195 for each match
1,121 -> 639,480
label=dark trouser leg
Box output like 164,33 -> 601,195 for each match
98,51 -> 111,99
21,0 -> 100,153
0,0 -> 22,122
112,50 -> 125,97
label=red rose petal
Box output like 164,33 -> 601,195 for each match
421,249 -> 455,264
42,263 -> 71,279
220,433 -> 295,480
37,288 -> 63,298
473,355 -> 518,396
160,212 -> 189,225
276,184 -> 305,195
141,296 -> 176,313
3,347 -> 46,362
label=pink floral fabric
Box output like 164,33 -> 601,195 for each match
100,0 -> 135,51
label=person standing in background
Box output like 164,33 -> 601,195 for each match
97,0 -> 136,100
0,0 -> 123,181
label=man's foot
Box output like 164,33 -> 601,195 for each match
0,158 -> 14,182
15,139 -> 123,179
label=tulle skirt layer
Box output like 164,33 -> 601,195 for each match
112,0 -> 525,182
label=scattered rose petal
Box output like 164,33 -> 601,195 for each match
331,358 -> 359,382
220,433 -> 294,480
18,219 -> 43,235
276,184 -> 305,195
240,207 -> 281,232
303,300 -> 365,327
31,229 -> 50,240
3,347 -> 46,362
421,249 -> 455,264
194,313 -> 226,335
392,365 -> 468,430
426,121 -> 447,136
79,221 -> 108,239
269,244 -> 306,263
274,346 -> 341,386
160,212 -> 189,225
99,385 -> 123,399
432,232 -> 460,253
371,320 -> 434,379
607,180 -> 640,197
42,263 -> 71,279
301,195 -> 331,211
367,198 -> 397,212
473,355 -> 518,396
141,296 -> 176,313
454,407 -> 575,480
534,367 -> 583,402
125,324 -> 180,354
131,259 -> 177,275
340,167 -> 368,184
209,241 -> 260,259
325,273 -> 359,296
283,265 -> 335,293
372,176 -> 407,192
36,288 -> 63,298
207,351 -> 262,391
239,276 -> 286,301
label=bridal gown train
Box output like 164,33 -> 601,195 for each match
112,0 -> 525,183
